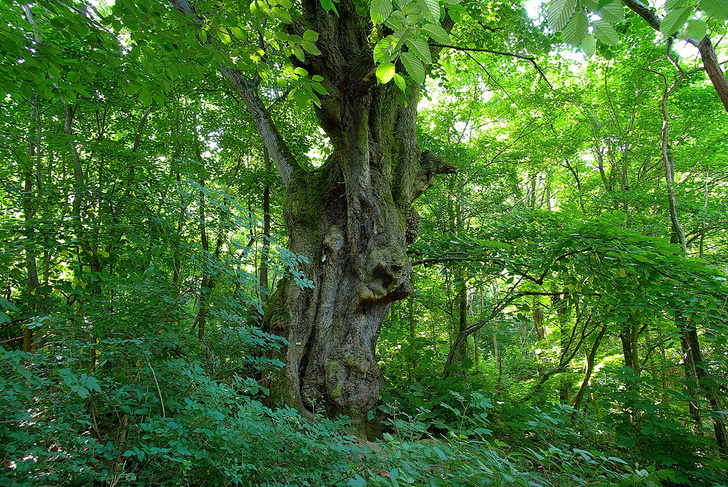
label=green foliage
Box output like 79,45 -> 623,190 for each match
2,0 -> 728,485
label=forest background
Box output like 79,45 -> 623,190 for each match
2,0 -> 728,485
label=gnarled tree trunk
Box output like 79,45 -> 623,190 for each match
229,0 -> 452,436
171,0 -> 454,435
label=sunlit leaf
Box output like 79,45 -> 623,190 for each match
562,10 -> 588,46
660,6 -> 692,36
597,0 -> 624,22
371,0 -> 393,24
580,33 -> 596,57
594,19 -> 619,46
400,51 -> 425,84
393,72 -> 406,91
422,0 -> 440,22
405,37 -> 432,64
548,0 -> 578,32
699,0 -> 728,20
683,19 -> 708,40
422,23 -> 451,44
376,61 -> 396,84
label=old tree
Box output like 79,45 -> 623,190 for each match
161,0 -> 457,434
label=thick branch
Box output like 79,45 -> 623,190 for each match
621,0 -> 660,30
219,66 -> 298,187
698,36 -> 728,112
412,151 -> 457,201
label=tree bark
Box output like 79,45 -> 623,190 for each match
454,267 -> 469,363
170,0 -> 454,435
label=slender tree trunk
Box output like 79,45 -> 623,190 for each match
22,98 -> 42,352
259,148 -> 271,304
197,177 -> 209,344
171,99 -> 185,289
532,296 -> 545,341
473,327 -> 479,373
684,326 -> 728,456
572,323 -> 607,411
552,293 -> 572,402
619,319 -> 639,373
454,267 -> 468,364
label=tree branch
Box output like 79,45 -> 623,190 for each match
429,43 -> 552,88
219,66 -> 299,186
168,0 -> 299,186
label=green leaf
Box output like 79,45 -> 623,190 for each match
660,6 -> 692,36
562,10 -> 588,46
594,19 -> 619,46
598,0 -> 624,22
312,81 -> 327,94
294,89 -> 308,109
371,0 -> 393,24
319,0 -> 338,13
0,311 -> 9,324
684,19 -> 708,39
699,0 -> 728,20
301,41 -> 321,55
376,62 -> 396,84
422,23 -> 451,44
373,38 -> 394,63
292,45 -> 305,61
548,0 -> 578,32
401,51 -> 425,84
664,0 -> 690,9
581,33 -> 596,57
393,72 -> 406,91
271,6 -> 292,22
393,28 -> 413,52
422,0 -> 441,22
405,37 -> 432,64
0,297 -> 18,312
303,30 -> 319,42
218,30 -> 231,44
385,10 -> 405,30
347,474 -> 366,487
